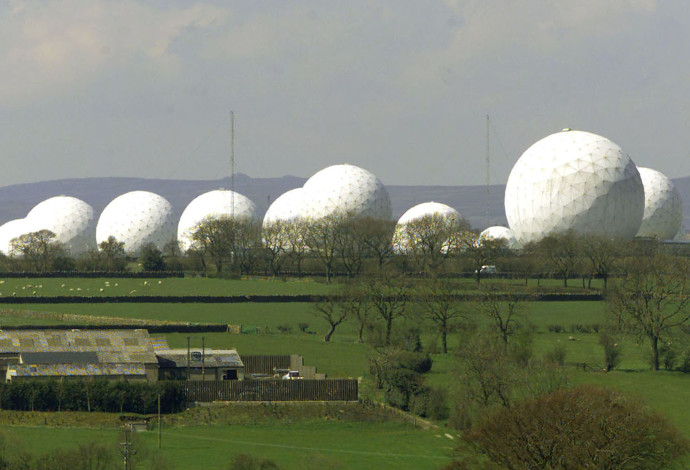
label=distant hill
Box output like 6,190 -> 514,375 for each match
1,174 -> 689,232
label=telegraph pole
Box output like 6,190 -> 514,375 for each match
231,111 -> 236,220
485,114 -> 490,228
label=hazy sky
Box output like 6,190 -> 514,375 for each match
2,0 -> 690,188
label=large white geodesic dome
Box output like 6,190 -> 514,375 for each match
96,191 -> 175,255
636,167 -> 683,240
177,190 -> 257,252
24,196 -> 96,255
263,188 -> 309,226
393,202 -> 461,253
505,130 -> 645,245
0,219 -> 29,255
301,164 -> 392,220
479,226 -> 520,250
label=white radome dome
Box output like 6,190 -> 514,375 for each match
636,167 -> 683,240
177,190 -> 257,252
263,188 -> 309,226
479,226 -> 520,250
393,202 -> 462,253
505,130 -> 645,245
302,164 -> 392,220
96,191 -> 175,255
24,196 -> 96,255
0,219 -> 30,255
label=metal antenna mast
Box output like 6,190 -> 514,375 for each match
485,114 -> 490,228
231,111 -> 236,219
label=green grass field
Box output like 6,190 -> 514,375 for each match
0,421 -> 454,469
1,275 -> 689,468
0,277 -> 336,297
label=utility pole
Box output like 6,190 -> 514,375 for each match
158,393 -> 162,449
231,111 -> 236,220
120,426 -> 136,470
485,114 -> 490,229
186,336 -> 191,380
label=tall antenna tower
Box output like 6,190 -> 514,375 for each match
230,111 -> 235,219
485,114 -> 490,228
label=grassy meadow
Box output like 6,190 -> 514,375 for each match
0,275 -> 689,468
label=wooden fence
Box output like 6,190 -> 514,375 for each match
242,355 -> 291,375
184,379 -> 358,402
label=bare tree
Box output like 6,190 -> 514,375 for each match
261,220 -> 288,275
189,217 -> 234,273
463,236 -> 506,284
480,287 -> 523,348
608,256 -> 690,370
581,235 -> 625,289
395,214 -> 472,274
303,214 -> 341,283
365,272 -> 410,345
416,276 -> 465,353
537,230 -> 581,287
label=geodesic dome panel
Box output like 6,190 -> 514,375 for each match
24,196 -> 96,255
96,191 -> 175,255
177,190 -> 257,252
636,167 -> 683,240
393,202 -> 461,253
479,226 -> 520,250
505,130 -> 645,245
301,164 -> 392,220
0,219 -> 29,255
262,188 -> 309,226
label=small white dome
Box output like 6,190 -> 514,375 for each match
636,167 -> 683,240
0,219 -> 30,255
393,202 -> 462,253
25,196 -> 96,255
478,226 -> 520,250
96,191 -> 175,255
177,189 -> 257,252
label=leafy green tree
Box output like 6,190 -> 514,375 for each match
97,236 -> 128,272
10,229 -> 65,272
139,243 -> 166,271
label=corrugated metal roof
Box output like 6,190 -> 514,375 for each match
8,363 -> 147,377
0,330 -> 157,364
156,348 -> 244,368
21,352 -> 99,364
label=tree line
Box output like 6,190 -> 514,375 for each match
3,214 -> 674,283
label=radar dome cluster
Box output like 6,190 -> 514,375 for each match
178,190 -> 257,252
96,191 -> 176,255
505,130 -> 646,245
263,163 -> 392,231
636,167 -> 682,240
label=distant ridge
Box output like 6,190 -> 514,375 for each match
1,174 -> 689,232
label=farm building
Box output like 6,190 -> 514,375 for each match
0,329 -> 244,383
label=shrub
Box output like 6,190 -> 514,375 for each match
599,332 -> 621,372
298,322 -> 309,333
276,323 -> 292,334
544,344 -> 566,366
548,324 -> 564,333
659,342 -> 677,371
463,385 -> 690,470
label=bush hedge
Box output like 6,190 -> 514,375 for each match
0,380 -> 186,414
